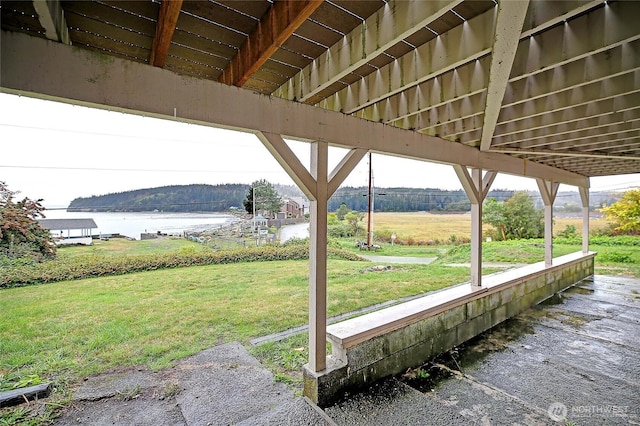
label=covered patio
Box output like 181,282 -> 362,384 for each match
2,0 -> 638,406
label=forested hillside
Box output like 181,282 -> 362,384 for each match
67,183 -> 620,213
68,184 -> 249,212
68,184 -> 514,213
329,187 -> 514,212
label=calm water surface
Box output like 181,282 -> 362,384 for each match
44,210 -> 239,240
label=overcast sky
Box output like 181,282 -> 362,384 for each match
1,93 -> 638,209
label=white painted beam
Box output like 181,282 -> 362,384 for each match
309,141 -> 328,373
538,131 -> 640,151
495,94 -> 640,139
0,30 -> 589,187
503,40 -> 640,110
480,0 -> 529,151
380,57 -> 490,125
454,165 -> 480,204
444,82 -> 640,145
415,39 -> 640,135
520,0 -> 603,39
32,0 -> 70,44
377,1 -> 639,134
322,8 -> 497,115
490,149 -> 640,161
454,166 -> 497,288
510,2 -> 640,83
491,113 -> 640,148
256,132 -> 316,200
274,0 -> 464,102
536,179 -> 559,267
328,148 -> 368,198
256,133 -> 364,373
497,120 -> 640,150
416,92 -> 487,134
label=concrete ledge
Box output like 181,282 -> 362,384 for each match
304,251 -> 595,406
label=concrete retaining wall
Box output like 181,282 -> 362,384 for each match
304,252 -> 595,406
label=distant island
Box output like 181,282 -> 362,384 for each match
67,184 -> 621,213
68,184 -> 250,212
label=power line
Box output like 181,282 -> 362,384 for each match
45,200 -> 245,211
0,164 -> 286,174
0,122 -> 256,146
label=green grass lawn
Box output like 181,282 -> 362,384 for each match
2,234 -> 638,424
434,238 -> 640,276
56,237 -> 207,259
0,259 -> 480,407
332,238 -> 447,257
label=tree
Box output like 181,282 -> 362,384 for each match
601,189 -> 640,234
483,192 -> 544,240
242,179 -> 283,218
0,181 -> 55,261
335,203 -> 350,220
344,211 -> 365,237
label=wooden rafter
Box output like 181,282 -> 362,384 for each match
149,0 -> 184,67
219,0 -> 323,87
32,0 -> 70,44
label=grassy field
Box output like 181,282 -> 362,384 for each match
1,213 -> 636,424
1,250 -> 492,423
370,212 -> 609,242
56,237 -> 207,259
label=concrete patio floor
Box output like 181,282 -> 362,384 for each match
325,275 -> 640,425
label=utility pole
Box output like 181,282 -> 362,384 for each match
366,152 -> 373,249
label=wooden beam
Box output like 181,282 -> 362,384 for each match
256,132 -> 316,200
489,148 -> 640,161
149,0 -> 183,67
537,179 -> 559,267
32,0 -> 70,44
579,186 -> 590,253
454,166 -> 497,288
0,30 -> 591,187
219,0 -> 323,87
328,148 -> 367,198
275,0 -> 463,102
309,141 -> 329,373
480,0 -> 530,151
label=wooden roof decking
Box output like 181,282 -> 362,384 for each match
1,0 -> 639,178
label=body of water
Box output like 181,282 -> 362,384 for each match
279,222 -> 309,243
44,210 -> 239,240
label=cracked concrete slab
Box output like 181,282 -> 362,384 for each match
55,342 -> 332,426
325,275 -> 640,426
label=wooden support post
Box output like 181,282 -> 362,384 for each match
579,186 -> 590,254
309,141 -> 328,372
537,179 -> 559,267
256,132 -> 365,375
454,166 -> 497,289
470,169 -> 483,289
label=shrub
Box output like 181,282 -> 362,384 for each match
281,237 -> 309,247
598,252 -> 634,263
0,244 -> 365,288
374,228 -> 393,243
557,224 -> 577,238
327,223 -> 355,238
